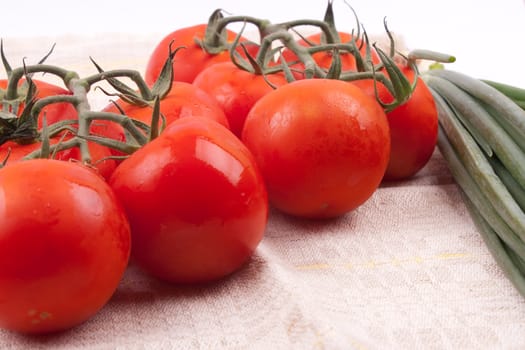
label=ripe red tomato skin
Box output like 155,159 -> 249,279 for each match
352,65 -> 438,180
0,159 -> 131,334
102,82 -> 229,129
109,117 -> 268,284
242,79 -> 390,219
193,61 -> 289,138
145,24 -> 258,85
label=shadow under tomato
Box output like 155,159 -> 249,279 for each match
108,251 -> 269,305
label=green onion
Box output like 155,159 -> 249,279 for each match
432,102 -> 525,261
488,156 -> 525,212
425,81 -> 525,245
424,69 -> 525,297
464,194 -> 525,297
437,127 -> 525,297
483,79 -> 525,102
427,69 -> 525,150
426,74 -> 525,194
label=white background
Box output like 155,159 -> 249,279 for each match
2,0 -> 525,86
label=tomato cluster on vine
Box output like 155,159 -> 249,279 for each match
0,1 -> 454,335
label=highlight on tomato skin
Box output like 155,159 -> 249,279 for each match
242,78 -> 391,219
109,116 -> 268,284
0,159 -> 131,334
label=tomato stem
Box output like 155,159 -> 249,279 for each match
199,12 -> 266,54
84,69 -> 153,102
30,95 -> 78,122
278,19 -> 339,44
5,64 -> 71,100
22,135 -> 79,160
85,111 -> 148,146
66,75 -> 93,164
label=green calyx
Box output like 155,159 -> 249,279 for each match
0,77 -> 42,146
89,41 -> 184,107
196,9 -> 233,55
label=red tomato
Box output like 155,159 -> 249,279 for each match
0,159 -> 131,334
0,79 -> 77,127
242,79 -> 390,218
109,117 -> 268,283
352,64 -> 438,180
145,24 -> 259,85
280,32 -> 380,79
193,61 -> 289,138
102,82 -> 229,129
